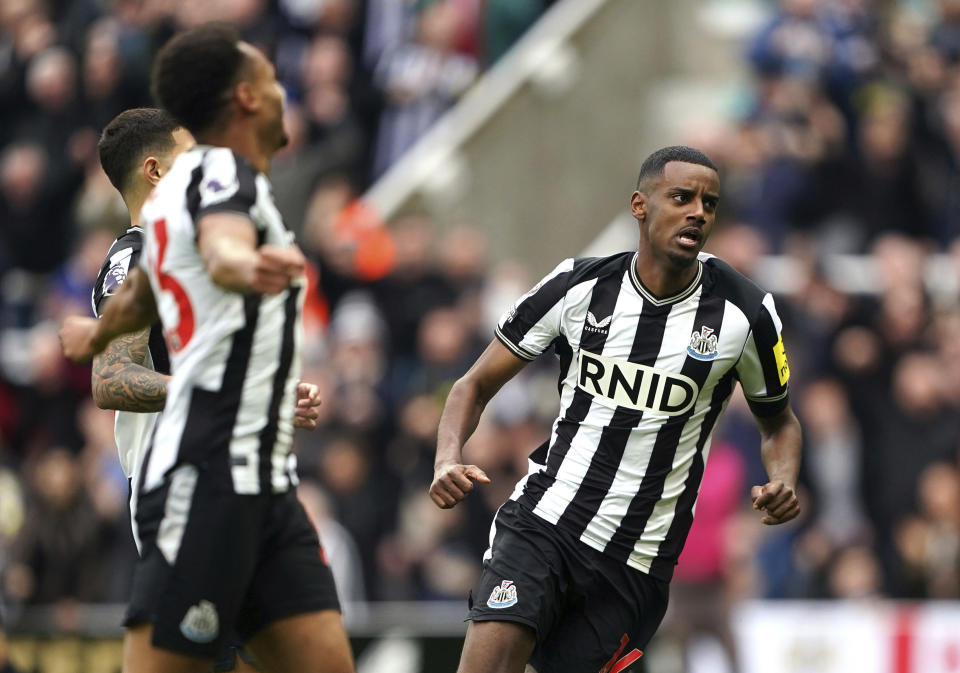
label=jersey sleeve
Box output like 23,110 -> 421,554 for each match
92,234 -> 142,317
195,149 -> 259,224
494,258 -> 573,361
736,293 -> 791,416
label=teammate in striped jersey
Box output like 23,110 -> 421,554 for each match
89,107 -> 322,671
430,146 -> 803,673
60,24 -> 354,673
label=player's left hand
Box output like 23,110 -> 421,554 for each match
293,381 -> 322,429
751,480 -> 800,525
59,316 -> 99,363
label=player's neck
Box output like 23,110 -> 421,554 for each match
125,197 -> 144,230
198,126 -> 269,173
634,250 -> 698,298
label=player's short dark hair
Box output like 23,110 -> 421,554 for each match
98,107 -> 180,195
151,22 -> 247,137
636,145 -> 718,190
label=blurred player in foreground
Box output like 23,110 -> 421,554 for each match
430,146 -> 803,673
90,107 -> 324,671
60,23 -> 353,673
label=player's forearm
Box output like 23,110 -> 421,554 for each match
92,329 -> 169,412
435,375 -> 491,468
93,364 -> 169,412
758,407 -> 802,487
205,243 -> 258,292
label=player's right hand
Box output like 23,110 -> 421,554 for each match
250,244 -> 305,294
429,463 -> 491,509
59,316 -> 99,363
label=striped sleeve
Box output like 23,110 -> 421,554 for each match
495,258 -> 573,360
92,234 -> 141,317
736,293 -> 790,417
195,149 -> 259,224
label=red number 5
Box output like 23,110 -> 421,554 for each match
152,218 -> 195,352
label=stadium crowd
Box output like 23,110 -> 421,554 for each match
2,0 -> 960,647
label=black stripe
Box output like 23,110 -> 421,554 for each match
257,286 -> 301,493
176,295 -> 262,489
518,264 -> 626,510
604,295 -> 727,565
185,160 -> 205,226
752,303 -> 784,398
556,299 -> 672,536
148,324 -> 170,375
553,335 -> 572,396
649,369 -> 736,580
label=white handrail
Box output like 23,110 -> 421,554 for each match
363,0 -> 610,218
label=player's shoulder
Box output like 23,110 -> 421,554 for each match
699,253 -> 771,319
92,227 -> 145,316
196,146 -> 257,180
109,226 -> 144,251
567,251 -> 634,287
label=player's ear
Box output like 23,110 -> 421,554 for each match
234,80 -> 260,113
630,190 -> 647,223
143,156 -> 163,186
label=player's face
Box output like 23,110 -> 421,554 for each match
632,161 -> 719,269
240,43 -> 288,153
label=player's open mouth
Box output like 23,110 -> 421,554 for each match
677,228 -> 702,249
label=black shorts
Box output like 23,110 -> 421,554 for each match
125,464 -> 340,658
468,500 -> 669,673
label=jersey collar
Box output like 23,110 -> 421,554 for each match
629,253 -> 703,306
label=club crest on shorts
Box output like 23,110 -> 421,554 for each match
180,599 -> 219,643
686,325 -> 719,361
487,579 -> 518,609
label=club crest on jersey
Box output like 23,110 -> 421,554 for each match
487,580 -> 518,609
179,600 -> 219,643
585,311 -> 612,334
686,326 -> 719,361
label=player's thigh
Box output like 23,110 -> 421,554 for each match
532,562 -> 668,673
123,623 -> 212,673
457,619 -> 536,673
126,468 -> 265,660
245,610 -> 353,673
235,490 -> 342,641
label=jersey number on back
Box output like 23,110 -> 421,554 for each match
152,218 -> 195,352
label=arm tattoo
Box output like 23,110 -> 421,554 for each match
91,327 -> 169,413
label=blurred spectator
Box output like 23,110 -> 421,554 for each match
895,462 -> 960,598
298,480 -> 368,615
372,0 -> 478,175
6,449 -> 113,608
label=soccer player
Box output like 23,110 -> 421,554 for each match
60,24 -> 354,673
429,146 -> 802,673
91,107 -> 323,672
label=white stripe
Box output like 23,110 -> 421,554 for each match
156,464 -> 199,565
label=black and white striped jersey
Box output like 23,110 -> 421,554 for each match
92,227 -> 172,484
495,251 -> 791,582
138,146 -> 304,496
93,227 -> 171,552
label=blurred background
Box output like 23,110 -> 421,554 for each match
3,0 -> 960,671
